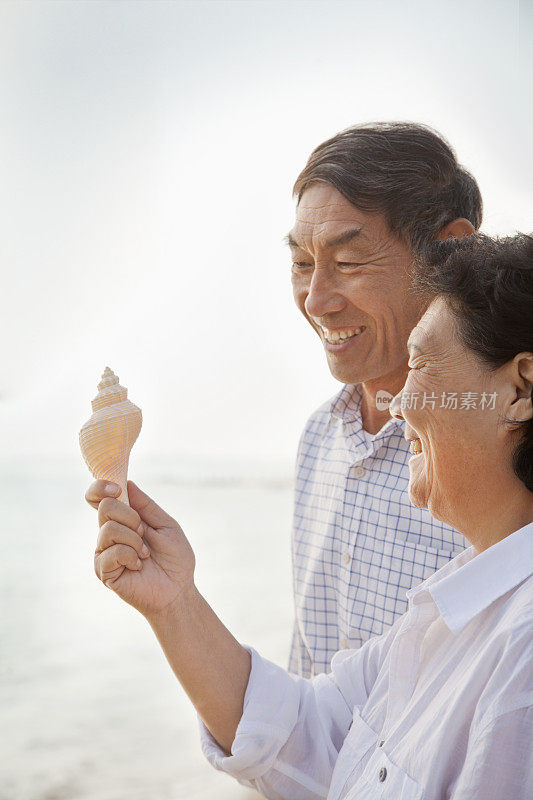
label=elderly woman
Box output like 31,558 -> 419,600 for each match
87,233 -> 533,799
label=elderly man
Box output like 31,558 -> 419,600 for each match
286,122 -> 482,676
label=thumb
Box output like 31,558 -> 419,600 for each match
127,480 -> 177,528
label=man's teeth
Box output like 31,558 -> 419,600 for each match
321,326 -> 365,344
410,439 -> 422,455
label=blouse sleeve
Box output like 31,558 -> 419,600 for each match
199,616 -> 403,800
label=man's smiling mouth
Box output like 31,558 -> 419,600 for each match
319,325 -> 366,344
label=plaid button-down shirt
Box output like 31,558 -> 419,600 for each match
289,383 -> 467,677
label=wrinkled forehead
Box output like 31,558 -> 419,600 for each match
292,183 -> 389,249
295,185 -> 363,228
296,198 -> 360,226
413,298 -> 455,349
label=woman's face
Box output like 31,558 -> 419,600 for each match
390,297 -> 514,527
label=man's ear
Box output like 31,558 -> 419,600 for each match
507,353 -> 533,423
437,218 -> 475,241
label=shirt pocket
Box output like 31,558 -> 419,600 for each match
346,748 -> 423,800
328,708 -> 378,800
400,534 -> 459,562
383,519 -> 463,574
373,491 -> 465,558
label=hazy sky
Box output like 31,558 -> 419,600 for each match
1,0 -> 532,462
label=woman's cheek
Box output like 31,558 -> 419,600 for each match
407,461 -> 429,508
401,372 -> 426,423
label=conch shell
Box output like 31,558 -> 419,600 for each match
79,367 -> 142,506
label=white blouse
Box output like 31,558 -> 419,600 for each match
200,522 -> 533,799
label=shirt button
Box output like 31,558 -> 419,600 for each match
353,465 -> 366,478
340,638 -> 349,649
342,552 -> 351,565
379,767 -> 387,782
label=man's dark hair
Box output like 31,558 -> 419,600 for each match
293,122 -> 483,254
413,232 -> 533,493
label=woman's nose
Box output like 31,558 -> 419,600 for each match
389,390 -> 404,421
304,268 -> 345,319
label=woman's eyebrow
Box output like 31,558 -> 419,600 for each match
283,232 -> 300,249
407,338 -> 424,355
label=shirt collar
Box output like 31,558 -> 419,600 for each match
329,383 -> 363,423
408,521 -> 533,634
329,383 -> 403,440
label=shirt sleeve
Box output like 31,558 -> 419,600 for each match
450,706 -> 533,800
199,618 -> 402,800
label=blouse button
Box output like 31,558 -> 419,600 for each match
379,767 -> 387,782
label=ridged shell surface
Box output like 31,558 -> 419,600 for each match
79,367 -> 142,506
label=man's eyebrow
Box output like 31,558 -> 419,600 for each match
282,226 -> 364,250
324,226 -> 364,249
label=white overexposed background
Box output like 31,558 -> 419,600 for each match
1,2 -> 532,799
1,0 -> 532,463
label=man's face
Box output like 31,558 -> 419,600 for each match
288,182 -> 427,385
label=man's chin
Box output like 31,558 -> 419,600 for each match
325,355 -> 369,386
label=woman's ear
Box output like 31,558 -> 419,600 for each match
437,218 -> 475,240
507,353 -> 533,423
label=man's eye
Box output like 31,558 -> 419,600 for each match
292,261 -> 312,270
337,261 -> 363,269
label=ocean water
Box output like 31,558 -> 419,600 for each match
1,455 -> 295,800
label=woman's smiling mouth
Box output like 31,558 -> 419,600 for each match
405,426 -> 423,456
409,438 -> 423,455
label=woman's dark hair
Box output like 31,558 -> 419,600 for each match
293,122 -> 483,254
413,232 -> 533,492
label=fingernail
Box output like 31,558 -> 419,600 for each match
105,484 -> 119,495
141,544 -> 150,557
137,523 -> 144,535
135,558 -> 141,568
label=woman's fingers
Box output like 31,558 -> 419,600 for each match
96,520 -> 150,559
127,481 -> 177,529
85,481 -> 173,540
85,480 -> 121,509
97,496 -> 142,533
95,543 -> 143,583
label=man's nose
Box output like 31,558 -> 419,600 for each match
304,267 -> 345,319
389,390 -> 405,421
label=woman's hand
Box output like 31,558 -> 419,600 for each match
86,477 -> 251,753
87,479 -> 196,620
